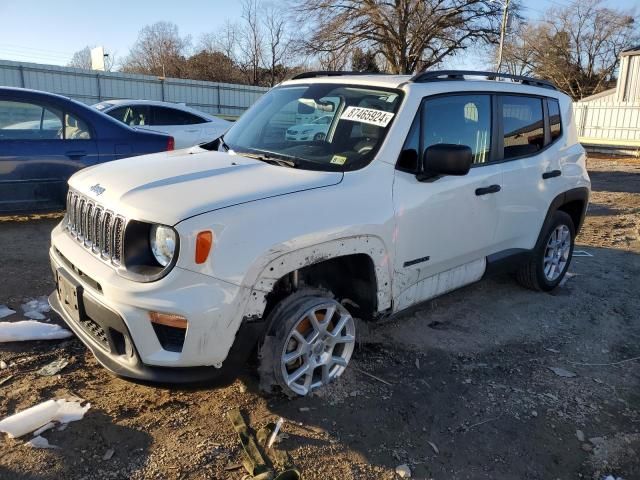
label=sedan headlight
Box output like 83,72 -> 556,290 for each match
301,129 -> 312,134
150,224 -> 176,267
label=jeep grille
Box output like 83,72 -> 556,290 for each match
65,189 -> 126,265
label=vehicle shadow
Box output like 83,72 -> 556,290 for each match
588,168 -> 640,194
0,411 -> 152,480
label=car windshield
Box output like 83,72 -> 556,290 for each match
218,83 -> 403,171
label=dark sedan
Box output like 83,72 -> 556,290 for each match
0,87 -> 175,213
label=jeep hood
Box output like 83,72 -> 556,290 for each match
68,149 -> 343,225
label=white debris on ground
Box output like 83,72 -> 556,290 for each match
0,398 -> 90,438
24,435 -> 58,449
36,358 -> 69,376
395,464 -> 412,478
21,296 -> 51,321
548,367 -> 578,378
0,321 -> 72,343
0,305 -> 16,319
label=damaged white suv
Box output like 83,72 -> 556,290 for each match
49,70 -> 590,396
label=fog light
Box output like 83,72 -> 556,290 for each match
149,311 -> 188,329
149,311 -> 187,352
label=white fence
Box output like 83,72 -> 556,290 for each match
573,103 -> 640,150
0,59 -> 268,119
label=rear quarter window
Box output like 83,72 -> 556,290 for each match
548,98 -> 562,143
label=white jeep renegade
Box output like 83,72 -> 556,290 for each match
49,70 -> 590,396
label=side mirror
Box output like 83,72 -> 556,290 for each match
418,144 -> 472,180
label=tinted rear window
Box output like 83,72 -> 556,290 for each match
502,96 -> 544,160
548,99 -> 562,142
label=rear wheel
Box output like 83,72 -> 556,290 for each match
516,210 -> 575,291
259,293 -> 356,396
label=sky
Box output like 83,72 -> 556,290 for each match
0,0 -> 637,70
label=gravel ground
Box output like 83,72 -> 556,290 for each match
0,156 -> 638,480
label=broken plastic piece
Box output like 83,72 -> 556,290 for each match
0,321 -> 72,343
0,305 -> 16,319
0,399 -> 90,438
37,358 -> 69,376
267,418 -> 284,449
25,435 -> 59,449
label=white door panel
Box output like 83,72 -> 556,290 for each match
392,164 -> 502,305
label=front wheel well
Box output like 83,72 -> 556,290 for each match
263,254 -> 378,322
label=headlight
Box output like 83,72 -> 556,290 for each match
301,129 -> 311,134
150,224 -> 176,267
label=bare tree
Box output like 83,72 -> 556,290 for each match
122,21 -> 191,77
501,0 -> 638,98
293,0 -> 503,74
263,5 -> 292,86
68,46 -> 115,71
238,0 -> 264,85
200,20 -> 240,65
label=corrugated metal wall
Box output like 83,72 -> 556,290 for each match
0,59 -> 268,118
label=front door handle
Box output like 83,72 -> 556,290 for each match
542,169 -> 561,179
66,151 -> 87,159
475,184 -> 501,196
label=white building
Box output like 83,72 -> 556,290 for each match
574,45 -> 640,155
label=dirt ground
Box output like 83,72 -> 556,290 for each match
0,156 -> 638,480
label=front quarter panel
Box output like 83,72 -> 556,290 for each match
174,160 -> 397,316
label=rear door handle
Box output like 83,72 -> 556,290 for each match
66,151 -> 87,159
185,129 -> 199,133
542,169 -> 561,179
475,184 -> 501,196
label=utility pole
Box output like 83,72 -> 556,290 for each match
496,0 -> 511,72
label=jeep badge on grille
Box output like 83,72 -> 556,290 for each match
90,184 -> 106,196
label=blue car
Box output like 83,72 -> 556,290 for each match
0,87 -> 175,213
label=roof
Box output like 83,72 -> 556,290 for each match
282,72 -> 564,96
621,45 -> 640,56
283,74 -> 412,89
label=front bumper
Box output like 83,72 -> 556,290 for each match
49,222 -> 266,383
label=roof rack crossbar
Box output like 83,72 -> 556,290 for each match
410,70 -> 557,90
289,70 -> 386,80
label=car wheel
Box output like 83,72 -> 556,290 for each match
314,132 -> 325,141
516,210 -> 575,291
259,292 -> 356,396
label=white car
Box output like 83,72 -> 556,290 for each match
93,100 -> 231,149
285,115 -> 332,141
50,70 -> 590,396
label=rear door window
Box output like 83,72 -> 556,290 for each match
501,96 -> 544,160
64,112 -> 92,139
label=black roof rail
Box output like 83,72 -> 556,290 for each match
289,70 -> 386,80
410,70 -> 557,90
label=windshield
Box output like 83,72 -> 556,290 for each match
219,83 -> 402,171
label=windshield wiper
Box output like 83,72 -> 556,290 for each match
240,152 -> 297,168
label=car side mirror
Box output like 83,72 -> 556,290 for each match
417,144 -> 472,181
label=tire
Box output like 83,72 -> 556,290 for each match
258,291 -> 356,396
314,132 -> 325,141
516,210 -> 575,291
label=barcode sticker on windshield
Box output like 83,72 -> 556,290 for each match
340,106 -> 395,127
